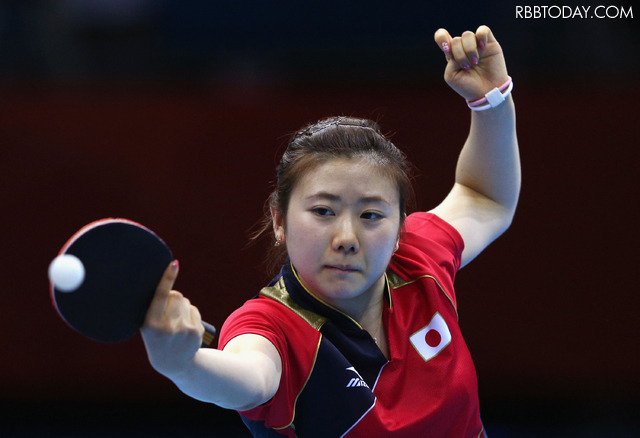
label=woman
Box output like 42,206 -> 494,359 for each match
142,25 -> 520,437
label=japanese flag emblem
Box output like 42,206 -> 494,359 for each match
409,312 -> 452,362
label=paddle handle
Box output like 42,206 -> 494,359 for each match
200,321 -> 217,347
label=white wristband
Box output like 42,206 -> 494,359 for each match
466,77 -> 513,111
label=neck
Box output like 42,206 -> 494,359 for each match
293,267 -> 390,358
356,290 -> 388,359
327,278 -> 387,349
354,293 -> 384,331
323,274 -> 387,325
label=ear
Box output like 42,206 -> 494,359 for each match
394,228 -> 401,253
271,206 -> 286,244
394,217 -> 405,253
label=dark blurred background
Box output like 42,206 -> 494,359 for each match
1,1 -> 638,437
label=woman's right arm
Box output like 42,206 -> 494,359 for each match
141,261 -> 282,411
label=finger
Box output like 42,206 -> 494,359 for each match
190,305 -> 204,336
189,301 -> 201,324
164,290 -> 188,321
433,28 -> 452,61
180,295 -> 192,321
146,260 -> 179,321
460,31 -> 479,66
475,25 -> 495,51
450,36 -> 471,71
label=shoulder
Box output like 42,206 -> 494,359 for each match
219,287 -> 321,351
392,212 -> 464,278
219,277 -> 325,371
388,212 -> 463,311
403,212 -> 465,255
219,281 -> 324,429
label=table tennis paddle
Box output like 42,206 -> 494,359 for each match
49,218 -> 216,347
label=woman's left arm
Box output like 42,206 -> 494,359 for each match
430,25 -> 521,268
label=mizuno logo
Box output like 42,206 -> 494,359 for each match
345,366 -> 369,389
346,378 -> 369,388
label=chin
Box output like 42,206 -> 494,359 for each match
321,282 -> 367,301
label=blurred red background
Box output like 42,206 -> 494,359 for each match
2,81 -> 637,435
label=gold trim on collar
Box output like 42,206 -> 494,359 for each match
290,264 -> 364,329
259,277 -> 328,331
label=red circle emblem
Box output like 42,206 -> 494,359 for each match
425,329 -> 442,348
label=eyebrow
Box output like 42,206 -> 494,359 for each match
306,191 -> 391,205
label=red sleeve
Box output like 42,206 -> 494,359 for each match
218,295 -> 321,430
389,212 -> 464,308
218,297 -> 290,357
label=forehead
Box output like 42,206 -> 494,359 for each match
292,158 -> 400,204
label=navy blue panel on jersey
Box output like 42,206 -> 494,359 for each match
292,339 -> 377,437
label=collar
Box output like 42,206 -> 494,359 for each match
279,261 -> 392,332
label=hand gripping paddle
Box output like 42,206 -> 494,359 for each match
49,218 -> 216,346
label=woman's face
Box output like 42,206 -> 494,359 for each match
274,158 -> 401,312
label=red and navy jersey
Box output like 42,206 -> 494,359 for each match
219,213 -> 486,437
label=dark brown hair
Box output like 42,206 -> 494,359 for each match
252,116 -> 415,274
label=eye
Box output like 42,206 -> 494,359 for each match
361,211 -> 384,220
312,207 -> 334,217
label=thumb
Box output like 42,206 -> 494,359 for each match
146,260 -> 179,322
434,28 -> 452,62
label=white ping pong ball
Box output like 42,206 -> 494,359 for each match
48,254 -> 85,292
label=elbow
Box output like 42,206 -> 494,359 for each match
500,211 -> 515,236
228,376 -> 277,412
499,178 -> 520,233
497,198 -> 518,236
225,356 -> 281,412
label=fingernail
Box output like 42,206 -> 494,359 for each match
462,63 -> 471,70
441,42 -> 450,53
470,55 -> 479,65
171,260 -> 179,272
479,41 -> 486,50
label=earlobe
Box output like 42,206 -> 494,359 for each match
271,207 -> 286,245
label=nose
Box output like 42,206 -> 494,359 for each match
332,215 -> 359,254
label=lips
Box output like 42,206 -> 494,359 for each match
325,264 -> 360,272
